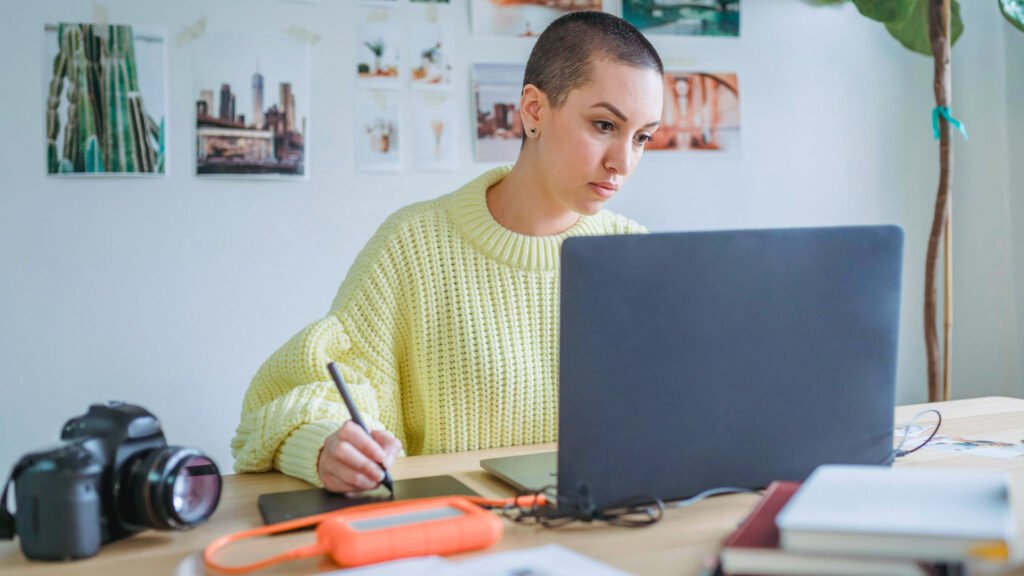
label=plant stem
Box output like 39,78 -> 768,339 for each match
925,0 -> 953,402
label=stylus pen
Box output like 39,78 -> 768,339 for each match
327,362 -> 395,495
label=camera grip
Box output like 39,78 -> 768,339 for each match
15,449 -> 104,561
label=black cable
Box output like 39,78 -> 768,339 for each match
893,408 -> 943,458
488,483 -> 762,528
667,486 -> 761,509
487,405 -> 944,526
489,484 -> 664,528
485,409 -> 946,528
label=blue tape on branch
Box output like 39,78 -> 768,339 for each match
932,106 -> 969,141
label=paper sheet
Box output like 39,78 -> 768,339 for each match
451,544 -> 632,576
921,435 -> 1024,459
318,545 -> 630,576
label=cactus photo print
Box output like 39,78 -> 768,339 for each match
44,23 -> 167,175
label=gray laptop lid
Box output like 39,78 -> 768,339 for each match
480,452 -> 557,493
557,226 -> 903,510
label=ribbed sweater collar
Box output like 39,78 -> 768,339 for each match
445,166 -> 609,271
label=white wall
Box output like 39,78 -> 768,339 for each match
1,0 -> 1020,477
944,1 -> 1017,401
1008,16 -> 1024,405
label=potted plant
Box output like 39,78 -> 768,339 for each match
363,39 -> 386,75
808,0 -> 1023,401
367,119 -> 394,154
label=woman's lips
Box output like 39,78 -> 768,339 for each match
589,182 -> 617,200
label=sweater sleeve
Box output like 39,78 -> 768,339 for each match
232,213 -> 412,487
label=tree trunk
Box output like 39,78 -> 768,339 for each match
925,0 -> 953,402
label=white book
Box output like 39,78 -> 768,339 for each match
776,465 -> 1015,563
721,547 -> 932,576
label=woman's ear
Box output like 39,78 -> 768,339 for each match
520,83 -> 546,137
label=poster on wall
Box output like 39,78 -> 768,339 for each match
356,9 -> 402,90
472,63 -> 525,163
470,0 -> 603,37
409,19 -> 454,90
647,72 -> 740,153
192,30 -> 310,178
413,94 -> 457,172
356,93 -> 403,172
43,23 -> 167,176
623,0 -> 740,37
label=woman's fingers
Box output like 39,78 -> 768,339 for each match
372,429 -> 402,468
318,421 -> 403,493
321,452 -> 379,492
341,421 -> 388,465
336,441 -> 385,486
319,427 -> 381,492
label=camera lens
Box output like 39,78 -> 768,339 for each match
120,447 -> 221,531
171,455 -> 220,525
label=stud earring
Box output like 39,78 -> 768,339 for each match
530,128 -> 537,136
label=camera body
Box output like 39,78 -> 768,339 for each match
4,402 -> 221,561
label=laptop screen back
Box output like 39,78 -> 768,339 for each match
557,226 -> 903,511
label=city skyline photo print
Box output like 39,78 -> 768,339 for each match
192,30 -> 310,178
472,63 -> 525,163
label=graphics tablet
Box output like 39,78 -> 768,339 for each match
257,474 -> 478,526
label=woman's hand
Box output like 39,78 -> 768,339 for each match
318,420 -> 402,494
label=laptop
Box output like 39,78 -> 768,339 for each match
481,226 -> 904,511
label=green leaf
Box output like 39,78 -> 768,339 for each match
884,0 -> 964,56
851,0 -> 915,23
1000,0 -> 1024,33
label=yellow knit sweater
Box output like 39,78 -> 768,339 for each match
231,166 -> 646,486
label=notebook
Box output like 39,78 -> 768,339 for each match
720,481 -> 933,576
483,226 -> 905,511
775,465 -> 1015,563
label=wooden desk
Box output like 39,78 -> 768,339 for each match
2,396 -> 1023,575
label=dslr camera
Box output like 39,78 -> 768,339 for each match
0,402 -> 221,561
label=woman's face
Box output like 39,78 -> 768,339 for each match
532,61 -> 663,216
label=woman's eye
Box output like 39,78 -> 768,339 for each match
595,120 -> 614,132
635,134 -> 652,145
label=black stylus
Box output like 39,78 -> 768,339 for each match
327,362 -> 395,495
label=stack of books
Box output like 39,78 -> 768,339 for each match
718,465 -> 1015,576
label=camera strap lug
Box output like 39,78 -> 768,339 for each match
0,457 -> 33,540
1,472 -> 17,539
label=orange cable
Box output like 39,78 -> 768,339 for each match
203,494 -> 548,574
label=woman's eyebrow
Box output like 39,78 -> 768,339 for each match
591,101 -> 661,128
591,101 -> 628,121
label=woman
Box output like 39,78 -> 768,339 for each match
232,11 -> 664,493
